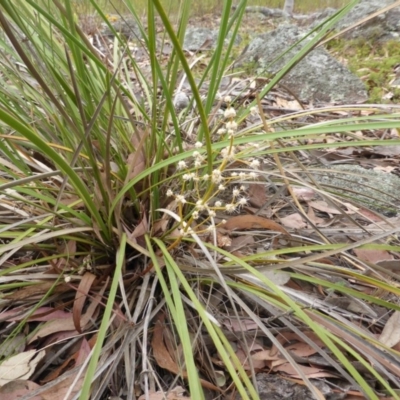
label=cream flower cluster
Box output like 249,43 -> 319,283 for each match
166,99 -> 261,236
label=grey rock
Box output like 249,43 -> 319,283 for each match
173,91 -> 190,110
183,27 -> 241,52
241,24 -> 368,104
100,17 -> 142,39
300,0 -> 400,41
336,0 -> 400,41
309,164 -> 400,214
235,374 -> 347,400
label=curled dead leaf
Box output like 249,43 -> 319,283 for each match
222,215 -> 289,235
0,350 -> 45,386
379,311 -> 400,348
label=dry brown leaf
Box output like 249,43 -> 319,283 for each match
261,269 -> 291,286
222,318 -> 258,332
358,208 -> 386,222
0,350 -> 45,386
283,341 -> 321,359
308,201 -> 343,215
273,362 -> 337,379
42,337 -> 92,383
353,248 -> 394,264
379,311 -> 400,348
247,183 -> 267,208
371,145 -> 400,157
152,315 -> 185,375
130,214 -> 148,242
129,203 -> 149,247
162,324 -> 183,367
307,205 -> 326,226
292,187 -> 316,201
28,280 -> 107,343
376,260 -> 400,271
222,215 -> 289,235
73,272 -> 96,334
0,380 -> 41,399
280,213 -> 307,229
5,282 -> 70,301
225,235 -> 254,253
152,200 -> 178,235
24,307 -> 72,322
41,370 -> 84,400
57,195 -> 84,208
251,349 -> 280,361
235,348 -> 265,371
126,147 -> 146,181
275,96 -> 302,110
270,331 -> 325,358
0,333 -> 26,359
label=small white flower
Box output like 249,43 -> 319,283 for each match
176,194 -> 186,204
166,189 -> 174,197
192,211 -> 199,220
221,146 -> 236,161
195,142 -> 203,148
177,160 -> 187,170
208,209 -> 216,218
225,203 -> 236,213
212,169 -> 223,184
194,160 -> 203,168
217,128 -> 227,135
225,121 -> 237,131
194,152 -> 205,162
206,225 -> 216,233
231,172 -> 238,177
221,219 -> 227,224
224,95 -> 232,103
64,275 -> 71,283
227,129 -> 235,136
250,106 -> 258,116
238,197 -> 248,206
240,185 -> 246,192
218,184 -> 226,191
224,107 -> 236,119
202,174 -> 210,181
250,159 -> 260,169
214,201 -> 222,207
182,174 -> 192,181
239,172 -> 246,180
249,172 -> 258,179
196,200 -> 206,210
232,187 -> 240,197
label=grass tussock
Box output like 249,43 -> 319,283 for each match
1,1 -> 400,400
